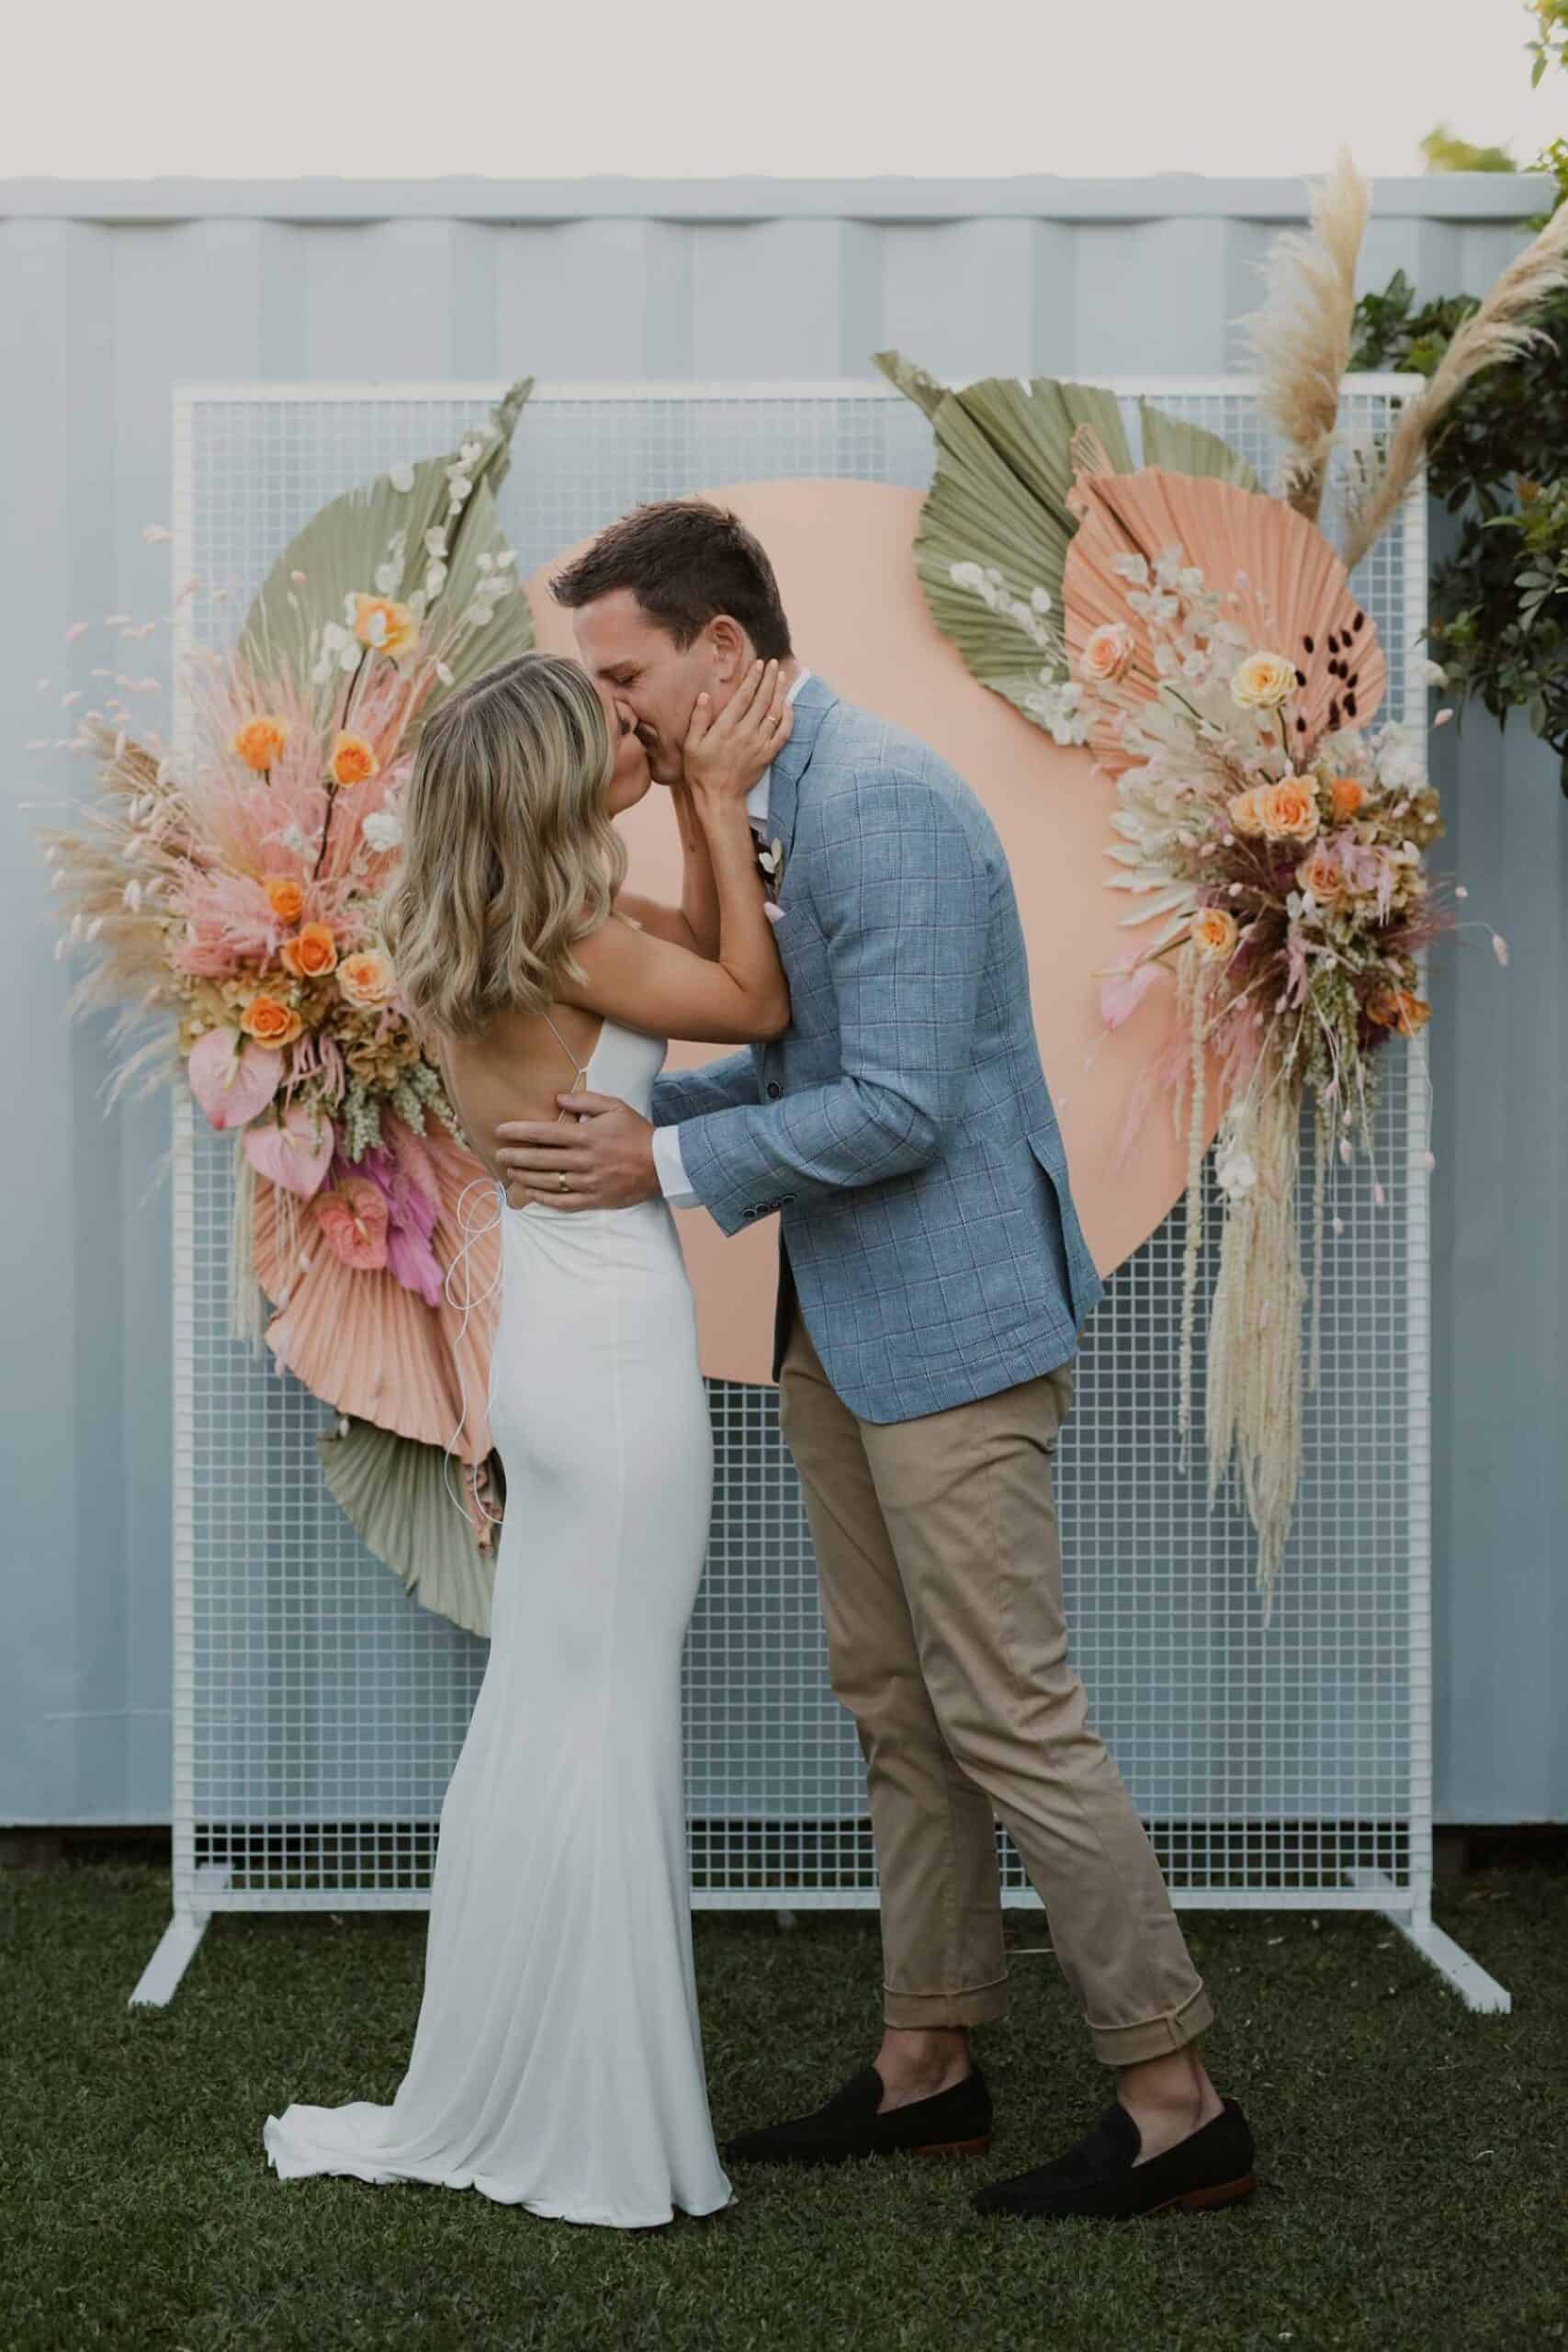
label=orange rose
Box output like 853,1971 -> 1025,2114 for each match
1327,774 -> 1365,822
231,715 -> 288,772
279,922 -> 339,979
265,875 -> 305,924
1257,776 -> 1321,843
1296,846 -> 1345,906
1192,906 -> 1239,961
329,732 -> 379,788
1367,987 -> 1431,1035
338,948 -> 396,1010
240,994 -> 303,1048
1226,786 -> 1269,838
349,594 -> 418,664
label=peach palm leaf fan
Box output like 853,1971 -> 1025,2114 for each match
874,353 -> 1258,733
1063,467 -> 1387,785
251,1112 -> 501,1462
237,377 -> 536,704
317,1415 -> 505,1640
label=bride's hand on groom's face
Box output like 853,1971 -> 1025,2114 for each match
494,1093 -> 658,1213
681,658 -> 791,804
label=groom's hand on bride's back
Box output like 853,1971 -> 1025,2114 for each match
495,1093 -> 659,1213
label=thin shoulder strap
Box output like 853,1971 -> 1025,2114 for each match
539,1007 -> 592,1082
538,1007 -> 604,1122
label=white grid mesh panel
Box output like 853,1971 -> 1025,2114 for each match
172,380 -> 1428,1920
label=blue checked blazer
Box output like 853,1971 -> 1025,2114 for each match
649,674 -> 1104,1424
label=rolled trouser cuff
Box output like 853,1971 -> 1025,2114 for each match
1087,1982 -> 1214,2068
883,1973 -> 1010,2030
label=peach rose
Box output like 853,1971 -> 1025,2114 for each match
1230,650 -> 1299,711
338,948 -> 396,1010
1257,776 -> 1321,843
1192,906 -> 1239,961
265,875 -> 305,924
279,922 -> 339,979
329,731 -> 379,788
231,715 -> 288,772
1296,846 -> 1345,906
240,993 -> 303,1048
1078,622 -> 1135,684
350,594 -> 418,664
1327,774 -> 1365,822
1367,987 -> 1431,1035
1226,786 -> 1269,838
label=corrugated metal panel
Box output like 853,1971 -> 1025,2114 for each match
3,175 -> 1561,1826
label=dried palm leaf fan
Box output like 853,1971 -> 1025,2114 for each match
237,378 -> 536,698
874,350 -> 1258,731
318,1414 -> 505,1641
251,1113 -> 500,1458
1062,465 -> 1387,777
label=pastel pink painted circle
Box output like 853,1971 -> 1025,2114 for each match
530,480 -> 1214,1388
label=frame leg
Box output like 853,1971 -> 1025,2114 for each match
130,1862 -> 231,2008
1350,1869 -> 1511,2014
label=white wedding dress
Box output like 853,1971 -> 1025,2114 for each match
263,1017 -> 733,2229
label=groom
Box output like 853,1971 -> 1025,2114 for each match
496,499 -> 1255,2222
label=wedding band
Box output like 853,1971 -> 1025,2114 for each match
558,1170 -> 569,1193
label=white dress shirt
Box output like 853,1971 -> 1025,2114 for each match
651,667 -> 811,1210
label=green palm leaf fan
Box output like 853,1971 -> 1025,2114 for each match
875,353 -> 1258,731
874,351 -> 1133,726
237,376 -> 536,710
318,1416 -> 507,1640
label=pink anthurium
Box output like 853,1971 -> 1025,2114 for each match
243,1103 -> 335,1198
1099,960 -> 1164,1032
186,1024 -> 283,1130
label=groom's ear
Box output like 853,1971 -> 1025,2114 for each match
705,614 -> 750,684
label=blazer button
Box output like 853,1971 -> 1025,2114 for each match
766,1081 -> 783,1099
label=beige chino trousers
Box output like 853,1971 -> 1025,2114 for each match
777,1305 -> 1213,2068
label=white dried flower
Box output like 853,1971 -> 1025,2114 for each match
389,462 -> 416,493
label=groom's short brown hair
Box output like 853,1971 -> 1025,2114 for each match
549,499 -> 793,662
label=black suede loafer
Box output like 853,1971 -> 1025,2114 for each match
723,2064 -> 992,2167
973,2096 -> 1256,2222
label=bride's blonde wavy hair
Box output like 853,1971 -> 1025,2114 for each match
383,653 -> 628,1041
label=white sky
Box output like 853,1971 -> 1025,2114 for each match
6,0 -> 1562,181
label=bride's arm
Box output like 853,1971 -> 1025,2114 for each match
614,782 -> 717,954
558,662 -> 792,1045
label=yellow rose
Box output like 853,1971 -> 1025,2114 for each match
1078,622 -> 1135,684
1230,650 -> 1300,711
350,594 -> 418,664
1257,776 -> 1321,843
240,993 -> 304,1048
279,922 -> 339,979
338,948 -> 396,1010
265,875 -> 305,924
329,732 -> 379,788
231,715 -> 289,772
1296,846 -> 1345,905
1226,786 -> 1269,838
1192,907 -> 1239,961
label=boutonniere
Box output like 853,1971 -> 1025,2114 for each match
756,834 -> 786,903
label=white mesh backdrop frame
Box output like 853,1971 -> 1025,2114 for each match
133,378 -> 1507,2014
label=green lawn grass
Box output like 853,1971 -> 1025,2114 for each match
5,1852 -> 1565,2350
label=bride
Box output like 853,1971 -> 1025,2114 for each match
262,650 -> 793,2227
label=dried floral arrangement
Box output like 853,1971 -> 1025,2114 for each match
878,152 -> 1549,1607
35,381 -> 536,1637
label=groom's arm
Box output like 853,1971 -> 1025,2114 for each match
673,773 -> 991,1238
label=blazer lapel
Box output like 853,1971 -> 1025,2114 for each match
764,673 -> 837,878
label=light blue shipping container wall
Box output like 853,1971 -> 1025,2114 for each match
2,175 -> 1562,1826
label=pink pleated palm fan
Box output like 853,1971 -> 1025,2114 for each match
252,1113 -> 500,1464
1062,467 -> 1386,779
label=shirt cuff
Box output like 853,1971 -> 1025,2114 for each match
651,1120 -> 701,1209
